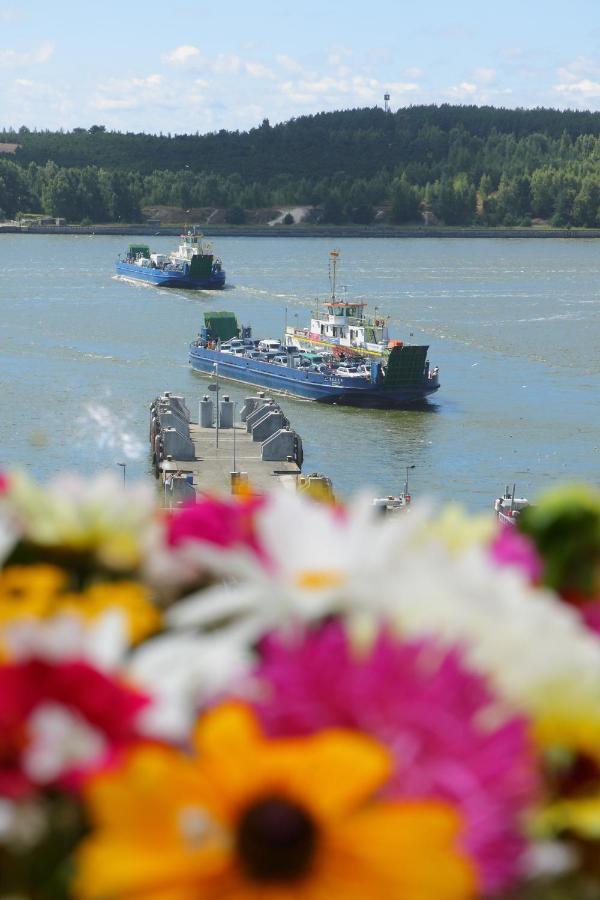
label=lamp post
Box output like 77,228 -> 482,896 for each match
404,464 -> 415,496
207,360 -> 220,448
117,462 -> 127,486
232,401 -> 238,474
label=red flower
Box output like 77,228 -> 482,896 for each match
0,659 -> 149,798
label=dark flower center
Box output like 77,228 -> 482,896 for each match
236,796 -> 317,882
549,752 -> 600,799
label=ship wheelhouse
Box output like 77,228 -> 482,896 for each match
308,300 -> 390,350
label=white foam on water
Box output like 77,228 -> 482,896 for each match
76,403 -> 145,461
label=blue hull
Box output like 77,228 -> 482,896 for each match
116,261 -> 225,290
189,345 -> 439,408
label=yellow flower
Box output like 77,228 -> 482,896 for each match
77,704 -> 475,900
5,470 -> 153,573
0,563 -> 160,646
61,582 -> 161,644
0,564 -> 67,624
534,716 -> 600,840
425,504 -> 495,553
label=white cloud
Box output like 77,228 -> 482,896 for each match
245,61 -> 275,79
279,74 -> 418,108
6,77 -> 72,124
386,81 -> 419,94
213,53 -> 242,75
555,56 -> 598,83
405,66 -> 423,79
445,81 -> 477,98
555,78 -> 600,99
93,96 -> 139,110
327,47 -> 352,67
275,54 -> 304,74
474,67 -> 496,84
0,40 -> 54,68
91,73 -> 164,113
132,74 -> 162,87
553,57 -> 600,104
162,45 -> 201,66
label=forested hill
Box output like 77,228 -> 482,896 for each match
4,104 -> 600,178
2,104 -> 600,227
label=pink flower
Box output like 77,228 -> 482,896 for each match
166,495 -> 266,559
490,525 -> 543,583
0,472 -> 10,495
251,622 -> 537,894
580,600 -> 600,636
0,659 -> 149,798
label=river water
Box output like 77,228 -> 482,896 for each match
1,234 -> 599,510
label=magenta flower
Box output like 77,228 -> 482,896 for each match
489,525 -> 543,583
251,622 -> 537,894
166,495 -> 266,558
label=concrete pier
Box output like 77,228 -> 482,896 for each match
150,391 -> 306,505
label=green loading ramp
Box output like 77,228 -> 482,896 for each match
204,311 -> 240,342
384,345 -> 429,386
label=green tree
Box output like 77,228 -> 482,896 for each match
572,176 -> 600,226
389,174 -> 420,223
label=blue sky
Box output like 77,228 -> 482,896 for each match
1,0 -> 599,133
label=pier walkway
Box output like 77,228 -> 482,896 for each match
150,391 -> 306,505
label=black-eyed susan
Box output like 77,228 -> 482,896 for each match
0,564 -> 67,624
77,703 -> 475,900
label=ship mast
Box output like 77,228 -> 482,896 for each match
329,249 -> 340,301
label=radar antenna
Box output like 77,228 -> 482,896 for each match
329,248 -> 340,300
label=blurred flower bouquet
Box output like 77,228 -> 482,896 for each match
1,471 -> 600,900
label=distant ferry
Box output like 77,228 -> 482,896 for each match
116,228 -> 225,289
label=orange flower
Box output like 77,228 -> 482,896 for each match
77,704 -> 475,900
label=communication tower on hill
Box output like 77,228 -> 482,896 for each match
384,93 -> 391,113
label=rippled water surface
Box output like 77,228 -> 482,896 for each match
1,234 -> 599,509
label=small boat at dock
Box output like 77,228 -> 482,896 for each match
494,485 -> 530,525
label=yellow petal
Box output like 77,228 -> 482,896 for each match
326,801 -> 476,900
282,729 -> 392,822
193,704 -> 266,813
84,745 -> 209,837
536,796 -> 600,839
76,839 -> 229,900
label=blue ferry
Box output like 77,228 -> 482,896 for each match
189,310 -> 440,408
116,229 -> 225,289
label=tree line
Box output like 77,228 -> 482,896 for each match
1,104 -> 600,227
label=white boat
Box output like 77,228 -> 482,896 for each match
494,485 -> 530,525
372,493 -> 411,514
373,465 -> 415,514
